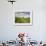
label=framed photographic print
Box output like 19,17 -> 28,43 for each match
14,10 -> 33,26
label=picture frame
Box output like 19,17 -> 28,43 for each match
14,10 -> 33,26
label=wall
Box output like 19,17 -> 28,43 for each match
0,0 -> 46,42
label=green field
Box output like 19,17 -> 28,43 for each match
15,17 -> 30,23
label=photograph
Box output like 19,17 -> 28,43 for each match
15,12 -> 30,23
14,11 -> 33,26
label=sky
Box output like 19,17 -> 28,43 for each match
15,12 -> 30,17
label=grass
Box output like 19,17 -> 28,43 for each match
15,17 -> 30,23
